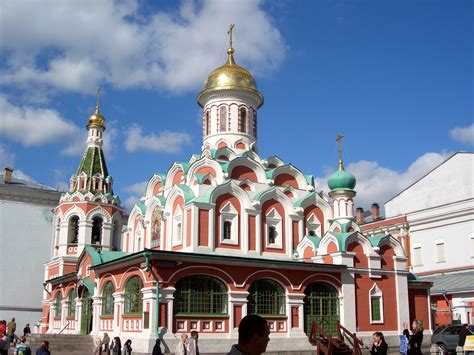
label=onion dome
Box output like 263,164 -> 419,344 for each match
327,168 -> 356,191
197,46 -> 263,108
87,106 -> 105,128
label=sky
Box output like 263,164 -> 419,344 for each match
0,0 -> 472,213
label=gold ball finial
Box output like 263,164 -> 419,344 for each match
87,87 -> 105,128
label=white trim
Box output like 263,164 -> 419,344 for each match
219,202 -> 239,245
265,208 -> 282,249
369,284 -> 384,324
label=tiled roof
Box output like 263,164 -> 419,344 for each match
0,175 -> 59,192
423,271 -> 474,294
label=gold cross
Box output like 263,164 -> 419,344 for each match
227,24 -> 235,49
96,87 -> 102,109
336,134 -> 344,170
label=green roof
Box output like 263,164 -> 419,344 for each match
193,173 -> 208,185
305,175 -> 313,185
136,200 -> 146,215
265,169 -> 275,179
306,235 -> 322,249
85,246 -> 129,266
75,146 -> 110,192
252,186 -> 276,201
176,184 -> 195,203
369,234 -> 387,247
294,191 -> 316,208
192,185 -> 217,204
327,168 -> 356,191
327,231 -> 358,251
154,194 -> 166,206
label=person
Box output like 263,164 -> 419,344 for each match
35,341 -> 50,355
152,339 -> 162,355
228,314 -> 270,355
175,334 -> 187,355
102,333 -> 111,355
7,318 -> 16,345
400,328 -> 410,355
186,331 -> 199,355
124,339 -> 132,355
14,336 -> 31,355
0,335 -> 9,355
95,337 -> 103,355
23,324 -> 31,337
0,321 -> 6,337
111,337 -> 122,355
408,319 -> 423,355
370,332 -> 388,355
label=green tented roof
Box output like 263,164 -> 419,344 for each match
305,175 -> 314,185
192,185 -> 217,204
369,234 -> 388,247
75,146 -> 110,192
193,173 -> 208,185
294,191 -> 316,208
218,161 -> 230,172
252,186 -> 276,201
154,194 -> 166,206
326,231 -> 358,251
306,235 -> 322,249
265,169 -> 275,179
85,246 -> 129,266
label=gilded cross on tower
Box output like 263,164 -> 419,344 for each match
96,87 -> 102,110
336,134 -> 345,170
227,24 -> 235,49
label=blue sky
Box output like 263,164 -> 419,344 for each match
0,0 -> 472,212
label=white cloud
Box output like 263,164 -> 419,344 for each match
315,151 -> 452,211
0,144 -> 15,168
125,124 -> 191,154
0,0 -> 286,95
123,181 -> 148,209
450,124 -> 474,146
0,95 -> 79,146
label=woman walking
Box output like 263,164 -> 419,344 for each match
408,320 -> 423,355
102,333 -> 111,355
124,339 -> 132,355
111,337 -> 122,355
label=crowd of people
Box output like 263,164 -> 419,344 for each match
0,318 -> 50,355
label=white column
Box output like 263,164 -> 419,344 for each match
160,287 -> 176,339
75,299 -> 83,334
208,208 -> 215,250
340,270 -> 357,332
142,287 -> 157,337
395,272 -> 410,333
228,291 -> 249,337
113,292 -> 125,337
287,293 -> 306,337
91,296 -> 102,335
60,300 -> 68,331
255,212 -> 262,254
102,222 -> 113,250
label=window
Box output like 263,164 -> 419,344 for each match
240,107 -> 247,133
223,221 -> 232,240
248,279 -> 286,316
173,206 -> 183,246
124,276 -> 143,315
219,202 -> 238,245
306,214 -> 321,237
54,292 -> 62,318
412,245 -> 422,266
369,284 -> 383,323
174,276 -> 227,315
101,281 -> 114,316
68,216 -> 79,244
268,226 -> 276,244
67,289 -> 76,318
266,208 -> 282,248
205,111 -> 210,136
92,216 -> 103,244
435,241 -> 446,263
219,106 -> 227,132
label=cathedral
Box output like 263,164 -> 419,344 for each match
41,30 -> 431,353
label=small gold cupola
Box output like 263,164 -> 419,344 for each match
87,88 -> 106,128
197,24 -> 263,108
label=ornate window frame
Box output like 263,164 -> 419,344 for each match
101,281 -> 115,316
124,276 -> 143,315
265,208 -> 282,249
219,202 -> 239,245
248,279 -> 286,316
306,213 -> 321,237
172,205 -> 183,247
369,284 -> 383,324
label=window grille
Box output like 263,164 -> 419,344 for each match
101,281 -> 115,316
124,276 -> 143,314
67,289 -> 76,317
371,297 -> 381,321
304,282 -> 339,335
223,221 -> 232,240
54,292 -> 62,318
174,276 -> 228,315
248,279 -> 285,316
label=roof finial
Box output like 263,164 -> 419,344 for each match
227,24 -> 235,50
95,87 -> 102,112
336,134 -> 344,171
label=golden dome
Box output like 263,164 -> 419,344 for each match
197,48 -> 263,107
88,106 -> 105,127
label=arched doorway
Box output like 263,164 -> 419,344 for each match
304,282 -> 339,335
80,287 -> 93,334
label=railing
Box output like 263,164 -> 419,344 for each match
56,321 -> 70,336
309,321 -> 333,355
336,320 -> 364,355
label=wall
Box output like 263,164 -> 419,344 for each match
0,200 -> 55,330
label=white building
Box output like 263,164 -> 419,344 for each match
0,168 -> 62,332
385,152 -> 474,325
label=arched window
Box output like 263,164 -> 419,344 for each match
248,279 -> 285,316
240,107 -> 247,133
173,206 -> 183,246
369,284 -> 383,323
268,226 -> 277,244
67,289 -> 76,318
304,282 -> 339,335
124,276 -> 143,315
102,281 -> 115,316
219,106 -> 227,132
92,216 -> 103,244
205,111 -> 211,135
54,292 -> 62,318
68,216 -> 79,244
174,276 -> 227,315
